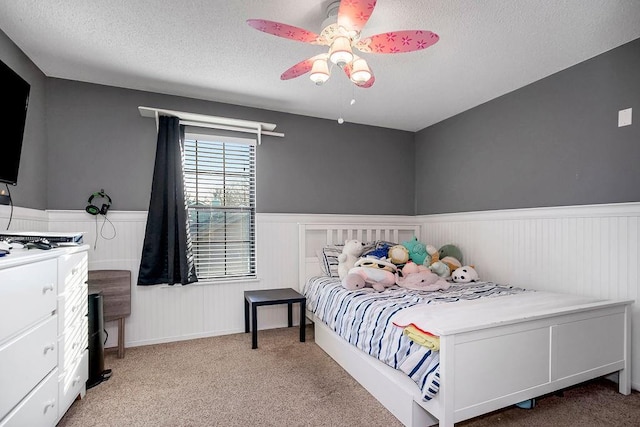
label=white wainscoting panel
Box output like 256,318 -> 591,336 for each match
29,205 -> 640,391
420,202 -> 639,391
47,211 -> 147,348
0,205 -> 48,232
46,210 -> 414,348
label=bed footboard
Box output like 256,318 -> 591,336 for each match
313,301 -> 631,427
437,301 -> 631,425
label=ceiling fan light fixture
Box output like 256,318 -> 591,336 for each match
309,58 -> 330,85
329,36 -> 353,66
350,58 -> 371,83
248,0 -> 439,89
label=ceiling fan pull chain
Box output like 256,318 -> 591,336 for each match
337,74 -> 345,124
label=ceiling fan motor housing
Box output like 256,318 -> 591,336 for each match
320,1 -> 340,32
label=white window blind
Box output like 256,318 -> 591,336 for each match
183,133 -> 256,280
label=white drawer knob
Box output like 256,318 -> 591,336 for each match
72,375 -> 81,386
42,284 -> 55,293
72,267 -> 78,275
43,399 -> 56,413
43,343 -> 55,354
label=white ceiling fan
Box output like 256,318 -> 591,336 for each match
247,0 -> 440,88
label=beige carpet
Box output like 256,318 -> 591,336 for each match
59,325 -> 640,426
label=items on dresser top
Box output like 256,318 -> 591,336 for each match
0,236 -> 80,255
0,238 -> 55,253
26,239 -> 56,250
0,231 -> 84,244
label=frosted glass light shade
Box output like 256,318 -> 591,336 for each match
350,58 -> 371,83
310,59 -> 330,84
329,36 -> 353,65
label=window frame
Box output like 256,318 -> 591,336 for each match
183,132 -> 257,282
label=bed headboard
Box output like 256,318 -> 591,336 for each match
297,223 -> 422,291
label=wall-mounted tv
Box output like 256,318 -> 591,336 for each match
0,59 -> 30,186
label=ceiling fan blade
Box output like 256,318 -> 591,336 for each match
355,30 -> 439,53
247,19 -> 321,44
343,61 -> 375,88
337,0 -> 376,33
280,54 -> 326,80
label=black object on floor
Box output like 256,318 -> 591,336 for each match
87,291 -> 112,389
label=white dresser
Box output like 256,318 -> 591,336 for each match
0,245 -> 89,426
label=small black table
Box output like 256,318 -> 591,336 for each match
244,288 -> 306,349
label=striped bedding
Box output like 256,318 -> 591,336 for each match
303,276 -> 528,400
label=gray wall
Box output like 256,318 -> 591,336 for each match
7,22 -> 638,216
45,79 -> 415,215
415,38 -> 640,215
0,30 -> 48,209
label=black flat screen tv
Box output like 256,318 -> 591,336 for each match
0,59 -> 30,185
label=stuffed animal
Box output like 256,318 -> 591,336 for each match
401,237 -> 428,265
401,261 -> 428,276
342,271 -> 368,290
451,266 -> 479,283
440,256 -> 462,275
354,256 -> 397,274
342,257 -> 397,291
388,245 -> 409,265
438,244 -> 463,265
395,269 -> 451,291
363,242 -> 390,259
337,240 -> 366,279
428,261 -> 450,278
423,245 -> 439,267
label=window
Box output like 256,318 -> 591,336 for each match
183,133 -> 256,280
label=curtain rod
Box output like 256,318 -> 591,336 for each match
138,106 -> 285,144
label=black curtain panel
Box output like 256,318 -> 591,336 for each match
138,115 -> 197,286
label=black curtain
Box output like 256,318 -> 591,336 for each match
138,115 -> 197,286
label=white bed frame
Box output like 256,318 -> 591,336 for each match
298,223 -> 632,427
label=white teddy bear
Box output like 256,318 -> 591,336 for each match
338,240 -> 366,279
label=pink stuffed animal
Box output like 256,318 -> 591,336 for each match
343,267 -> 396,291
401,261 -> 429,275
342,257 -> 397,291
395,269 -> 451,292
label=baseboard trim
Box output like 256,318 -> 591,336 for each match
125,328 -> 246,348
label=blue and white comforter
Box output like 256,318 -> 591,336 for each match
303,277 -> 527,400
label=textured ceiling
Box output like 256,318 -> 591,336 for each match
1,0 -> 639,131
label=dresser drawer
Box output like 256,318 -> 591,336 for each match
57,281 -> 88,332
58,315 -> 88,373
58,349 -> 88,420
0,369 -> 58,427
58,252 -> 88,295
0,259 -> 57,342
0,315 -> 58,418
